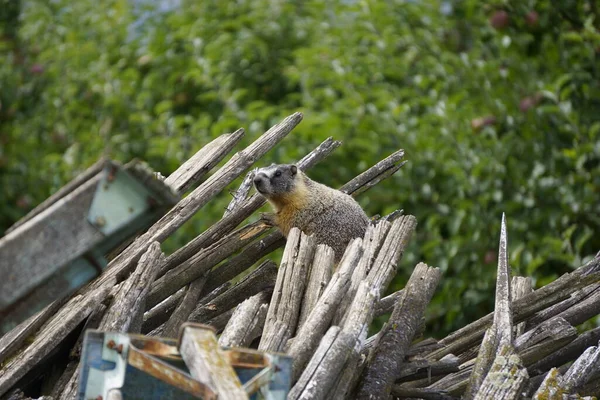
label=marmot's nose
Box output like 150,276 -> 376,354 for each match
253,175 -> 263,186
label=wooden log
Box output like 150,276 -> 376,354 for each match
526,282 -> 600,329
533,342 -> 600,399
297,244 -> 335,329
147,220 -> 269,308
553,284 -> 600,327
223,170 -> 255,217
391,386 -> 458,400
333,222 -> 390,325
161,136 -> 340,275
98,242 -> 163,333
161,273 -> 208,338
357,262 -> 441,400
529,326 -> 600,376
259,230 -> 316,352
144,281 -> 231,334
199,231 -> 285,296
363,215 -> 418,298
287,239 -> 363,381
397,355 -> 460,383
427,255 -> 600,361
426,317 -> 577,395
472,345 -> 528,400
341,149 -> 405,195
532,368 -> 565,399
327,346 -> 368,400
188,260 -> 277,323
516,317 -> 577,366
374,289 -> 404,318
219,291 -> 270,348
205,308 -> 236,333
164,131 -> 244,194
0,299 -> 65,365
291,282 -> 378,400
141,288 -> 186,333
465,214 -> 514,399
0,285 -> 111,396
511,276 -> 533,337
561,342 -> 600,394
179,324 -> 248,400
288,326 -> 349,400
54,303 -> 108,400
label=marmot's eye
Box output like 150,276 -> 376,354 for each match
275,170 -> 282,177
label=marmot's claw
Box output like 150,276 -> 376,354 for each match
260,212 -> 276,226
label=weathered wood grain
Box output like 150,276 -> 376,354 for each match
259,229 -> 316,352
297,244 -> 335,329
357,262 -> 441,399
288,239 -> 363,380
179,324 -> 248,400
164,130 -> 244,194
188,260 -> 277,323
219,291 -> 270,348
99,242 -> 163,333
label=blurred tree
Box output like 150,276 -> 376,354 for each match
0,0 -> 598,335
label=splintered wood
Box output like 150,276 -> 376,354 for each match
2,111 -> 600,400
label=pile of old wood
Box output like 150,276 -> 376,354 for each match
0,112 -> 599,400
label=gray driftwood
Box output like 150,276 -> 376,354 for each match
357,262 -> 441,399
259,229 -> 316,352
297,244 -> 335,329
287,239 -> 363,380
218,291 -> 270,347
188,260 -> 277,323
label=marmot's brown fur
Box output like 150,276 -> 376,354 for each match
253,164 -> 370,262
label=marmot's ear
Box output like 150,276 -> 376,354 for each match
290,165 -> 298,175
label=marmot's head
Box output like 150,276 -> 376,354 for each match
253,164 -> 300,197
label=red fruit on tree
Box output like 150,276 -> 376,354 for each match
525,11 -> 539,27
490,10 -> 510,30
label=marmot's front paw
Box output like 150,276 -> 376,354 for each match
260,212 -> 277,227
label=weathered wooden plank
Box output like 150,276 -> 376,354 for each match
179,324 -> 248,400
99,242 -> 164,333
287,239 -> 363,380
188,260 -> 277,323
147,220 -> 269,308
357,262 -> 441,399
219,291 -> 270,348
511,276 -> 533,337
291,282 -> 378,400
164,130 -> 244,194
397,355 -> 460,382
427,255 -> 600,361
529,326 -> 600,376
297,244 -> 335,329
161,274 -> 208,338
465,214 -> 514,399
526,282 -> 600,329
0,285 -> 111,396
0,299 -> 65,365
288,326 -> 352,400
141,287 -> 186,333
6,157 -> 106,234
259,229 -> 316,352
391,386 -> 458,400
332,222 -> 390,325
472,345 -> 528,400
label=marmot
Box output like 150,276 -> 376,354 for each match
253,164 -> 370,262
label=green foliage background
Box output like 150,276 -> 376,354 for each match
1,0 -> 599,335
